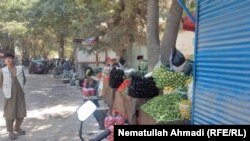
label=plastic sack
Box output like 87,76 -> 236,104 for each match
144,72 -> 152,78
170,47 -> 186,67
163,87 -> 176,95
119,57 -> 126,66
104,116 -> 115,128
187,80 -> 193,101
182,59 -> 194,76
88,88 -> 96,96
179,100 -> 192,119
82,88 -> 90,97
153,56 -> 163,70
124,68 -> 136,77
115,115 -> 125,125
102,67 -> 111,75
98,81 -> 104,97
169,48 -> 174,70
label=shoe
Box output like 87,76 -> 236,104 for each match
9,132 -> 17,140
14,128 -> 26,136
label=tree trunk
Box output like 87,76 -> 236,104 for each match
9,41 -> 15,55
147,0 -> 161,71
160,0 -> 184,65
116,48 -> 124,57
31,35 -> 38,59
59,35 -> 64,58
32,42 -> 36,59
125,47 -> 133,68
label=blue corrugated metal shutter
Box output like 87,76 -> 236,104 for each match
193,0 -> 250,124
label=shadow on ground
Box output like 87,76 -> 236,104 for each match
0,73 -> 107,141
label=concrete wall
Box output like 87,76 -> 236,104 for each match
76,48 -> 116,63
176,31 -> 195,57
75,48 -> 117,79
75,30 -> 194,75
124,30 -> 194,70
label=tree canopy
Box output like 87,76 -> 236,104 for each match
0,0 -> 195,68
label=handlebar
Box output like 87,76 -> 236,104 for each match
89,129 -> 111,141
79,122 -> 84,141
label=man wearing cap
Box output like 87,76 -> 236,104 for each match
0,53 -> 26,140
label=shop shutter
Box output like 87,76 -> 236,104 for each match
193,0 -> 250,124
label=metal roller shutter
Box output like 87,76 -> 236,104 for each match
193,0 -> 250,124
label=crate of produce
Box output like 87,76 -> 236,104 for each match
109,68 -> 124,88
102,83 -> 116,108
152,67 -> 190,89
139,93 -> 190,125
128,73 -> 159,98
179,100 -> 192,120
123,94 -> 150,124
112,91 -> 126,118
138,109 -> 190,125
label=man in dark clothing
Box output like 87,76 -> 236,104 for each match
63,59 -> 70,78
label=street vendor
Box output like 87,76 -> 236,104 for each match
110,56 -> 125,70
82,67 -> 98,94
137,55 -> 148,76
117,56 -> 125,70
110,58 -> 119,68
0,53 -> 27,140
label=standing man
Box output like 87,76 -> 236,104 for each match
63,58 -> 70,78
137,55 -> 148,76
0,53 -> 26,140
115,56 -> 125,70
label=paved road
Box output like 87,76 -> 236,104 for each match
0,70 -> 105,141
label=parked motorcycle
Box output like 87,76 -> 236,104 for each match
76,100 -> 111,141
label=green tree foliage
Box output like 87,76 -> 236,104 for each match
0,0 -> 189,62
0,0 -> 33,54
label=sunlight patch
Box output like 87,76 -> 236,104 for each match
31,90 -> 46,94
27,105 -> 78,119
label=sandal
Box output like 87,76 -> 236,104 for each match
9,132 -> 17,140
14,128 -> 26,136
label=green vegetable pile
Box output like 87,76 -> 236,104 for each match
152,67 -> 189,89
141,94 -> 183,123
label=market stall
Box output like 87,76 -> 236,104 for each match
134,66 -> 192,125
100,54 -> 193,126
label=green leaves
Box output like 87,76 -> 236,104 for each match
0,0 -> 147,57
1,23 -> 27,39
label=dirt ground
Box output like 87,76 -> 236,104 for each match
0,69 -> 106,141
